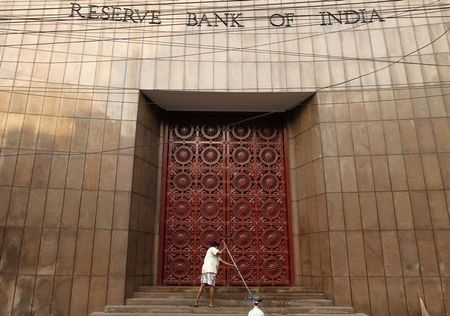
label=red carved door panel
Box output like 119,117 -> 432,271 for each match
161,114 -> 290,285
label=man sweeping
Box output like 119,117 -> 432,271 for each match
193,241 -> 233,307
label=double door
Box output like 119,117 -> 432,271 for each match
161,114 -> 291,285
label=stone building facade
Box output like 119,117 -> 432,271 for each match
0,0 -> 449,315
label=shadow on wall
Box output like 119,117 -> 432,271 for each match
0,91 -> 163,315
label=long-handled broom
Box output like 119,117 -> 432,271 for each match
222,241 -> 262,304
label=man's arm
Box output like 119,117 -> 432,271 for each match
217,243 -> 227,255
217,244 -> 234,267
219,257 -> 234,267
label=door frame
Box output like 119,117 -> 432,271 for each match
156,112 -> 295,286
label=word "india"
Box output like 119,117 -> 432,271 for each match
320,9 -> 384,25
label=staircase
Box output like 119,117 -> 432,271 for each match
91,286 -> 367,316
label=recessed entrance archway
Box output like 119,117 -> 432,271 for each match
159,113 -> 292,285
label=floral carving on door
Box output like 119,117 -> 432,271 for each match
162,115 -> 290,285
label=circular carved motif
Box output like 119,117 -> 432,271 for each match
259,147 -> 278,165
231,125 -> 251,140
171,256 -> 190,278
201,124 -> 221,139
174,146 -> 193,164
235,257 -> 253,278
262,257 -> 282,279
261,200 -> 281,220
232,228 -> 253,249
174,124 -> 194,139
201,146 -> 220,165
173,201 -> 190,219
173,173 -> 192,191
231,173 -> 252,192
171,228 -> 190,248
260,173 -> 279,192
201,172 -> 220,192
258,125 -> 277,140
201,200 -> 221,220
261,228 -> 281,249
201,227 -> 222,247
232,146 -> 251,165
232,200 -> 252,220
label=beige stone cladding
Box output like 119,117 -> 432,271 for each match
287,87 -> 450,316
0,0 -> 448,315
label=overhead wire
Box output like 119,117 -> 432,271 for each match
1,16 -> 448,68
0,1 -> 447,111
0,0 -> 445,64
0,0 -> 444,35
0,86 -> 449,159
0,1 -> 445,32
0,82 -> 449,106
0,0 -> 344,12
0,5 -> 442,34
318,27 -> 450,90
0,0 -> 406,20
0,1 -> 446,69
0,0 -> 443,23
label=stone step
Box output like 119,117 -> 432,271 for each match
139,286 -> 318,293
91,287 -> 368,316
131,291 -> 326,300
93,313 -> 368,316
105,305 -> 355,314
126,298 -> 333,307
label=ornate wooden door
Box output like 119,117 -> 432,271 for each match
161,114 -> 290,285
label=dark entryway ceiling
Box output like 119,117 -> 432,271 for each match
142,90 -> 315,112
